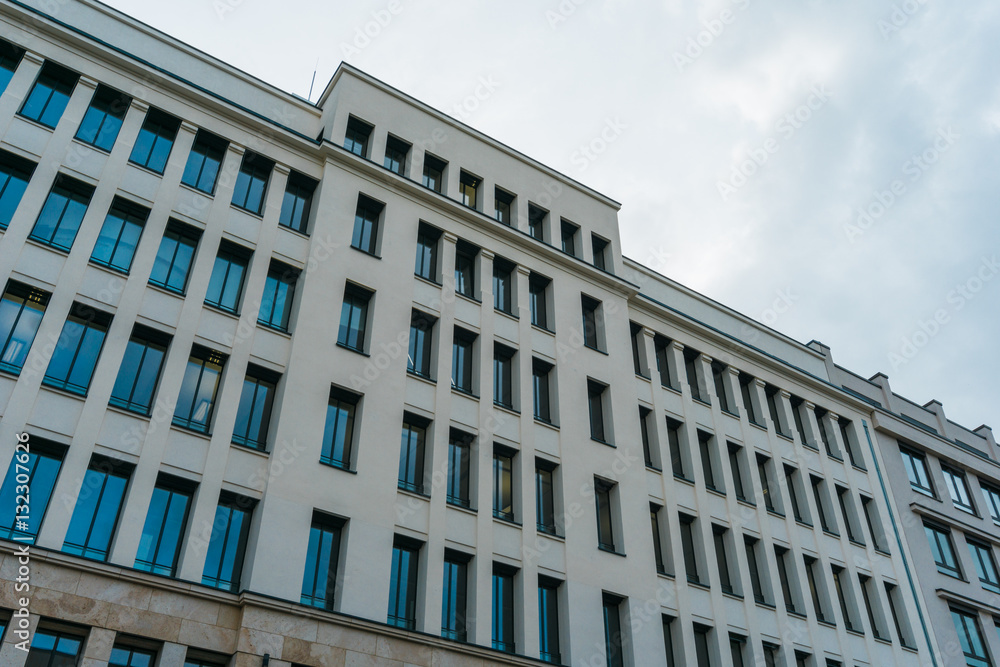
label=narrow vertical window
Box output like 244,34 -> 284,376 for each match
454,240 -> 478,298
804,556 -> 828,622
387,536 -> 421,629
134,474 -> 193,576
231,364 -> 279,451
785,465 -> 808,523
182,129 -> 228,195
739,372 -> 761,424
29,175 -> 95,251
492,256 -> 515,315
111,326 -> 171,414
149,220 -> 201,294
668,417 -> 686,479
129,108 -> 180,173
655,335 -> 675,388
533,358 -> 554,424
595,478 -> 617,552
19,61 -> 78,127
351,194 -> 383,255
651,503 -> 668,575
493,446 -> 515,522
943,466 -> 976,514
0,40 -> 24,95
459,170 -> 480,209
204,240 -> 251,313
588,379 -> 609,443
75,84 -> 131,151
528,203 -> 547,241
900,446 -> 934,496
811,476 -> 837,534
536,460 -> 557,535
43,303 -> 112,395
0,440 -> 65,543
494,187 -> 514,225
441,550 -> 470,641
492,563 -> 517,653
172,345 -> 226,433
630,322 -> 645,376
407,309 -> 436,379
712,361 -> 733,413
560,219 -> 579,256
831,565 -> 859,632
493,343 -> 516,410
0,149 -> 36,229
775,546 -> 798,614
713,525 -> 734,595
422,153 -> 446,192
201,493 -> 255,592
757,455 -> 777,513
603,593 -> 626,667
398,414 -> 428,494
639,406 -> 655,468
684,348 -> 705,402
581,295 -> 602,350
699,430 -> 718,491
680,513 -> 700,584
90,197 -> 149,273
258,261 -> 298,331
529,272 -> 551,330
951,607 -> 990,667
446,430 -> 472,509
383,135 -> 410,175
728,443 -> 749,502
745,536 -> 767,604
322,387 -> 359,469
337,283 -> 373,353
451,327 -> 476,395
344,116 -> 373,157
278,170 -> 317,233
301,512 -> 344,610
538,577 -> 562,664
63,456 -> 132,561
693,623 -> 713,667
592,234 -> 610,271
414,222 -> 441,282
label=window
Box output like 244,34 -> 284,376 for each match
662,616 -> 677,667
134,474 -> 193,576
859,574 -> 887,639
794,651 -> 812,667
836,486 -> 862,543
925,522 -> 962,577
811,476 -> 836,534
712,361 -> 733,414
407,310 -> 436,379
205,241 -> 251,313
422,153 -> 446,192
651,504 -> 669,575
713,525 -> 734,595
279,170 -> 317,233
43,303 -> 111,395
639,406 -> 655,468
982,481 -> 1000,523
495,187 -> 514,225
667,417 -> 686,479
765,384 -> 787,436
383,135 -> 410,175
0,440 -> 64,543
451,327 -> 476,395
493,446 -> 515,522
728,443 -> 749,502
630,322 -> 645,376
790,395 -> 810,446
757,455 -> 776,513
536,460 -> 557,535
25,628 -> 84,667
699,431 -> 718,491
0,40 -> 24,94
885,582 -> 914,648
603,593 -> 625,667
455,240 -> 478,298
493,256 -> 515,315
201,493 -> 254,592
775,546 -> 798,614
90,197 -> 148,272
680,513 -> 701,584
595,478 -> 617,551
63,456 -> 131,561
762,642 -> 780,667
344,116 -> 373,157
861,496 -> 888,552
951,607 -> 991,667
322,387 -> 359,470
29,175 -> 94,251
693,623 -> 712,667
231,151 -> 273,214
493,343 -> 516,409
730,634 -> 747,667
149,220 -> 200,294
529,272 -> 551,330
785,465 -> 808,523
0,149 -> 35,229
441,551 -> 470,641
74,84 -> 131,152
538,577 -> 562,664
684,348 -> 705,402
830,565 -> 859,632
129,108 -> 180,173
232,364 -> 279,450
388,536 -> 421,630
968,539 -> 1000,593
447,430 -> 472,509
804,556 -> 829,622
109,327 -> 169,411
172,345 -> 226,433
337,283 -> 372,353
588,379 -> 609,443
592,234 -> 610,271
351,194 -> 383,255
528,203 -> 547,241
839,418 -> 865,469
560,219 -> 579,256
459,170 -> 480,209
257,261 -> 298,331
581,295 -> 602,350
398,414 -> 428,494
739,373 -> 761,425
533,358 -> 554,424
20,61 -> 78,127
182,129 -> 228,195
414,223 -> 441,282
943,466 -> 976,514
492,564 -> 517,652
814,407 -> 839,458
109,645 -> 156,667
654,335 -> 676,388
301,512 -> 344,610
745,536 -> 767,604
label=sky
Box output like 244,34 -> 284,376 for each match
102,0 -> 1000,433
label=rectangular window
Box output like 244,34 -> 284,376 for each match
20,61 -> 78,127
134,473 -> 193,576
762,642 -> 780,667
831,565 -> 859,632
592,234 -> 610,271
814,407 -> 839,458
603,593 -> 625,667
109,644 -> 156,667
668,417 -> 686,479
204,241 -> 251,313
0,39 -> 24,94
836,485 -> 862,543
739,373 -> 761,425
839,418 -> 864,469
630,322 -> 645,376
588,379 -> 608,443
811,476 -> 836,534
398,414 -> 428,494
859,574 -> 887,639
344,116 -> 373,157
441,550 -> 470,641
560,219 -> 579,256
805,556 -> 828,622
581,295 -> 602,350
321,386 -> 359,470
861,496 -> 888,552
493,256 -> 515,315
459,170 -> 480,209
231,151 -> 273,214
455,240 -> 478,298
654,335 -> 675,388
885,582 -> 914,648
981,482 -> 1000,523
201,493 -> 255,592
0,439 -> 65,543
728,443 -> 748,502
745,536 -> 767,604
713,525 -> 734,595
639,406 -> 655,468
388,536 -> 421,629
129,108 -> 180,173
422,153 -> 446,192
407,310 -> 436,379
149,220 -> 200,294
75,84 -> 130,151
383,135 -> 410,175
493,446 -> 515,522
790,396 -> 810,447
351,194 -> 383,255
447,430 -> 472,509
493,343 -> 516,410
494,187 -> 514,225
528,203 -> 547,241
536,460 -> 557,535
901,446 -> 935,496
414,222 -> 441,282
925,521 -> 963,577
699,431 -> 718,491
943,466 -> 976,514
492,564 -> 517,653
337,283 -> 372,353
680,513 -> 700,584
529,272 -> 551,330
775,546 -> 797,614
951,607 -> 991,667
29,175 -> 95,251
595,478 -> 617,551
232,364 -> 279,450
786,465 -> 808,523
693,623 -> 712,667
43,303 -> 111,395
90,197 -> 148,273
172,345 -> 226,433
182,129 -> 228,195
63,456 -> 131,561
258,261 -> 298,331
0,149 -> 36,229
765,385 -> 787,436
757,455 -> 776,513
301,512 -> 344,610
662,616 -> 677,667
533,358 -> 554,424
712,361 -> 733,414
730,634 -> 747,667
968,539 -> 1000,593
25,628 -> 85,666
451,327 -> 476,395
539,577 -> 562,664
278,170 -> 317,233
684,348 -> 705,403
651,503 -> 668,575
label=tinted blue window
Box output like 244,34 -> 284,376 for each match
129,108 -> 179,173
181,130 -> 227,194
205,243 -> 250,313
149,221 -> 199,294
134,482 -> 191,576
0,445 -> 63,543
492,567 -> 515,652
172,347 -> 225,433
110,327 -> 168,414
0,40 -> 24,95
43,305 -> 111,395
388,539 -> 419,629
201,496 -> 253,592
301,518 -> 342,609
441,557 -> 468,641
322,389 -> 358,469
19,62 -> 77,127
27,629 -> 83,666
0,150 -> 35,229
398,419 -> 426,494
0,282 -> 49,375
337,285 -> 370,352
232,368 -> 277,450
351,196 -> 381,254
29,176 -> 94,251
258,263 -> 297,331
109,645 -> 155,667
278,171 -> 315,233
538,581 -> 562,664
91,199 -> 148,273
231,152 -> 272,214
75,85 -> 130,151
62,462 -> 129,561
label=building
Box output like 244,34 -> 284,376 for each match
0,1 -> 993,666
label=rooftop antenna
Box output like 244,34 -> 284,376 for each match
307,58 -> 319,102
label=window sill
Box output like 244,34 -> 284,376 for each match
277,220 -> 310,238
873,637 -> 893,646
15,113 -> 57,132
319,459 -> 356,474
257,321 -> 292,337
446,500 -> 477,515
492,402 -> 519,416
722,591 -> 744,602
407,369 -> 436,385
583,343 -> 608,356
128,160 -> 167,178
787,610 -> 807,619
736,499 -> 757,509
851,463 -> 869,473
534,417 -> 559,431
848,539 -> 867,549
826,453 -> 844,463
845,629 -> 865,638
107,401 -> 152,419
451,386 -> 479,400
231,441 -> 270,458
936,568 -> 966,582
673,474 -> 695,486
775,432 -> 794,442
147,281 -> 186,299
692,397 -> 712,407
204,301 -> 241,318
455,291 -> 481,305
661,383 -> 682,395
414,274 -> 442,289
646,465 -> 663,474
755,600 -> 776,610
721,408 -> 740,419
656,570 -> 675,580
170,422 -> 212,439
910,485 -> 937,500
874,548 -> 891,557
802,442 -> 820,452
88,259 -> 131,276
397,485 -> 430,499
707,487 -> 727,499
817,620 -> 837,629
537,526 -> 563,540
179,180 -> 216,199
748,420 -> 768,432
229,202 -> 264,219
493,514 -> 521,527
26,236 -> 71,255
349,244 -> 381,260
766,509 -> 786,519
531,323 -> 555,336
821,529 -> 841,539
687,579 -> 710,590
335,341 -> 369,357
635,373 -> 651,382
794,519 -> 813,529
39,381 -> 89,399
590,436 -> 615,448
597,545 -> 626,557
494,308 -> 518,321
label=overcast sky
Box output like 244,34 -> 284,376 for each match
103,0 -> 999,433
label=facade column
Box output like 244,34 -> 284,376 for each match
0,50 -> 43,135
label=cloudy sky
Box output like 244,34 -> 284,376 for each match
104,0 -> 999,432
